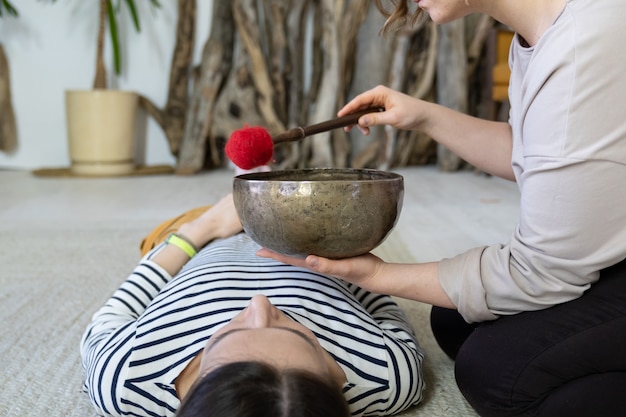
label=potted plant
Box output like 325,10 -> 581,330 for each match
65,0 -> 160,176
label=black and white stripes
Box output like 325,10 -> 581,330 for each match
81,233 -> 424,416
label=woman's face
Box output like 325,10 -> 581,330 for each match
412,0 -> 474,24
199,295 -> 333,379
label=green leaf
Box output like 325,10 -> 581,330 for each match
124,0 -> 141,32
0,0 -> 19,18
103,0 -> 161,77
106,0 -> 121,75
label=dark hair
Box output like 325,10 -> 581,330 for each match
374,0 -> 425,35
176,361 -> 350,417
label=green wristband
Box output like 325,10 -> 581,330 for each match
165,233 -> 197,258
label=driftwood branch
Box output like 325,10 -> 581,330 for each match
263,0 -> 288,124
378,21 -> 426,170
275,0 -> 310,169
232,0 -> 285,134
333,0 -> 370,168
436,19 -> 467,171
139,0 -> 195,156
412,21 -> 438,101
308,0 -> 342,167
210,38 -> 265,163
167,2 -> 502,173
0,44 -> 17,153
176,1 -> 234,174
466,14 -> 494,79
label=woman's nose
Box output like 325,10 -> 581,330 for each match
246,294 -> 276,328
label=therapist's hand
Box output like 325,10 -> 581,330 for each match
256,248 -> 386,293
338,85 -> 427,136
258,248 -> 454,309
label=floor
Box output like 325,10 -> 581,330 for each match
0,165 -> 520,261
0,165 -> 520,417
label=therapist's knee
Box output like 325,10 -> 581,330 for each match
454,331 -> 527,417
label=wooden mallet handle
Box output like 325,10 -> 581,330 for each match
272,107 -> 384,144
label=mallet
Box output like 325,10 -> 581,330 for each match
225,107 -> 384,170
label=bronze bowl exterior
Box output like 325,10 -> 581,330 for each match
233,168 -> 404,259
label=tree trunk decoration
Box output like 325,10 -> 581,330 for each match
436,19 -> 466,171
0,43 -> 17,152
139,0 -> 195,157
175,0 -> 234,174
166,1 -> 497,174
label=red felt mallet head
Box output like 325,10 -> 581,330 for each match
225,107 -> 384,170
225,125 -> 274,170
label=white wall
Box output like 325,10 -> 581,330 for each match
0,0 -> 213,170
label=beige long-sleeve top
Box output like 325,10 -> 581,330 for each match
439,0 -> 626,322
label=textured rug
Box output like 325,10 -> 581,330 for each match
0,167 -> 508,417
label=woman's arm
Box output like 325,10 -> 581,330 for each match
256,249 -> 455,309
339,85 -> 515,180
80,194 -> 243,415
151,194 -> 243,276
83,194 -> 242,344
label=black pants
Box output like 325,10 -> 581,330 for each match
430,259 -> 626,417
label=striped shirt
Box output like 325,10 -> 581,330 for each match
81,233 -> 424,416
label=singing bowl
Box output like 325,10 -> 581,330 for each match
233,168 -> 404,259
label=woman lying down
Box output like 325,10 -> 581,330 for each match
80,193 -> 425,417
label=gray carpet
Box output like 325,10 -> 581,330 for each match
1,166 -> 519,416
